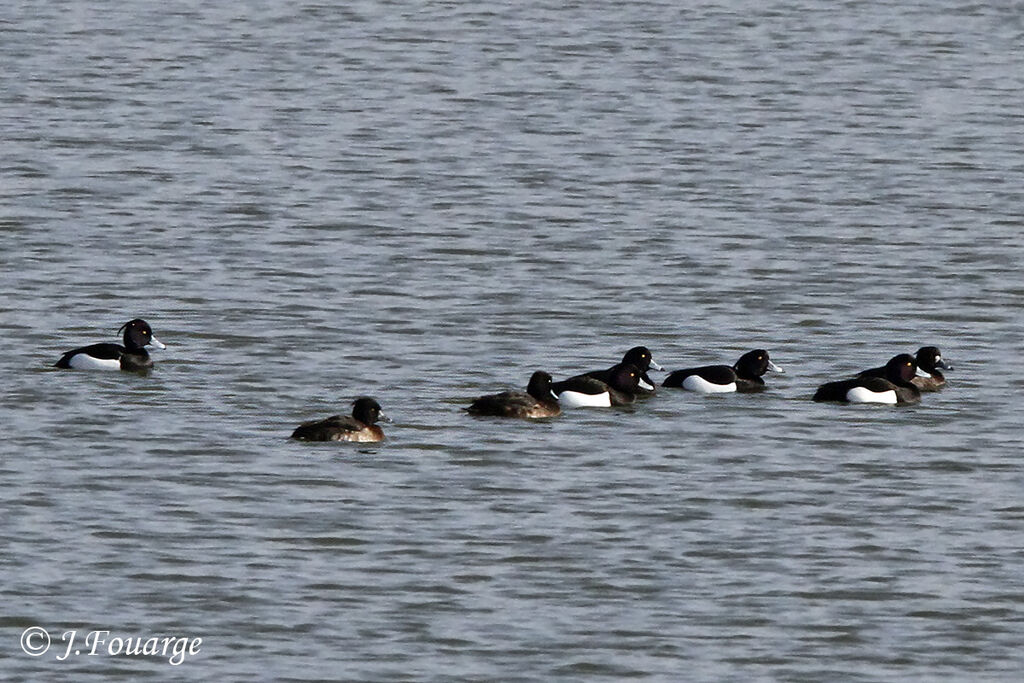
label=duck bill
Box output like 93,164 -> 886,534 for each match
648,359 -> 664,371
915,366 -> 931,378
767,360 -> 784,373
149,337 -> 167,350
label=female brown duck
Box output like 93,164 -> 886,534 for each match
467,371 -> 561,419
292,397 -> 388,442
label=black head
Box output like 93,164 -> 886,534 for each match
884,353 -> 920,385
118,319 -> 162,350
916,346 -> 951,373
526,371 -> 556,401
607,363 -> 642,392
351,397 -> 386,425
733,349 -> 775,378
621,346 -> 662,372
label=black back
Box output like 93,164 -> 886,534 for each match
662,364 -> 736,388
54,342 -> 124,368
551,374 -> 609,396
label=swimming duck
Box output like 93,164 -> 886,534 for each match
859,346 -> 952,392
581,346 -> 663,395
552,362 -> 642,408
55,319 -> 166,372
663,349 -> 784,393
467,371 -> 561,419
814,354 -> 928,404
291,397 -> 388,442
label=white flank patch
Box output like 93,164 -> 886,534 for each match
68,354 -> 122,371
846,386 -> 898,404
558,390 -> 612,408
682,375 -> 736,394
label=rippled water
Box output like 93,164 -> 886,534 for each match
3,0 -> 1023,679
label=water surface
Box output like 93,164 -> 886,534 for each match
2,1 -> 1023,680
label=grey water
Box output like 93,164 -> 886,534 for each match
2,0 -> 1023,680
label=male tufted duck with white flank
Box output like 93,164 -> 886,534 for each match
579,346 -> 663,396
552,362 -> 642,408
663,349 -> 784,393
55,319 -> 166,372
814,354 -> 928,405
